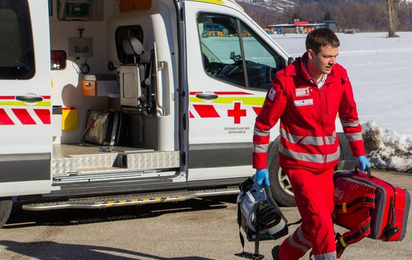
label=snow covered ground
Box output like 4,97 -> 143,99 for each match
271,32 -> 412,172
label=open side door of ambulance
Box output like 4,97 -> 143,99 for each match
182,0 -> 289,184
0,0 -> 52,197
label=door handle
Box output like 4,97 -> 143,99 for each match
16,95 -> 43,103
195,93 -> 218,100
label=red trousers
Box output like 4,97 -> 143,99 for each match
278,168 -> 337,260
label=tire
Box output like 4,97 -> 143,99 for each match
267,134 -> 356,207
268,152 -> 296,207
0,197 -> 12,228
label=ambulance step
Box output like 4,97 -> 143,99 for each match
52,146 -> 180,176
21,188 -> 240,211
53,168 -> 178,184
53,168 -> 145,183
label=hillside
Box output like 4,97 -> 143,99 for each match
236,0 -> 412,32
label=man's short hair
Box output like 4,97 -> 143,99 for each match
305,28 -> 340,54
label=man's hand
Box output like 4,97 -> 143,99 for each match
255,169 -> 270,186
357,155 -> 371,172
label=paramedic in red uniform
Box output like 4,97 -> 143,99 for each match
252,28 -> 371,260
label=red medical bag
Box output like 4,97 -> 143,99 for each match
333,169 -> 410,257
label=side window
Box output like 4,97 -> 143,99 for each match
197,13 -> 284,90
0,0 -> 35,80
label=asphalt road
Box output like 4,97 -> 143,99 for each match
0,169 -> 411,260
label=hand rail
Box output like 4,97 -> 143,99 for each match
153,41 -> 166,116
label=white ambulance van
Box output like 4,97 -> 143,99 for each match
0,0 -> 356,227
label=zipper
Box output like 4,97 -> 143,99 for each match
318,88 -> 327,170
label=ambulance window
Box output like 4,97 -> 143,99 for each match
0,0 -> 35,80
197,13 -> 284,90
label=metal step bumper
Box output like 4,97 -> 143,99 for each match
22,188 -> 239,211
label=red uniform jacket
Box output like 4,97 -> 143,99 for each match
253,53 -> 366,173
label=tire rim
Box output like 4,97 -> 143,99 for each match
278,167 -> 294,196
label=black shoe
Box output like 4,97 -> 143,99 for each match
272,245 -> 280,260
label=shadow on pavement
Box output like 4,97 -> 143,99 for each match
0,240 -> 216,260
4,195 -> 237,229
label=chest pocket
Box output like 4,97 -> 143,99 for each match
293,86 -> 315,109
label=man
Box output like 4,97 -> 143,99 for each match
252,28 -> 371,260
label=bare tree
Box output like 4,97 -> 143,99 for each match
386,0 -> 397,37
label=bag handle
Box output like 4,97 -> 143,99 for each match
334,166 -> 372,179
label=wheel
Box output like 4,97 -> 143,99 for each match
268,152 -> 296,207
267,134 -> 356,207
0,197 -> 12,227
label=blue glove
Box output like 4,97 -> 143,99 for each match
255,169 -> 270,187
357,155 -> 371,172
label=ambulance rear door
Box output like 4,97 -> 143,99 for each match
0,0 -> 52,196
183,0 -> 289,182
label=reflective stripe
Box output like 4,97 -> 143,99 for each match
314,251 -> 337,260
253,143 -> 269,153
345,132 -> 363,142
280,144 -> 340,164
340,119 -> 359,128
324,132 -> 336,145
327,149 -> 340,162
280,129 -> 336,146
296,226 -> 311,247
288,234 -> 310,254
280,144 -> 324,163
280,128 -> 311,144
254,128 -> 270,137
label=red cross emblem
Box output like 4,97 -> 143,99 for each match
228,102 -> 246,124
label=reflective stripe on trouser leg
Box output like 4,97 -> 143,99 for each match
278,226 -> 311,260
279,168 -> 336,260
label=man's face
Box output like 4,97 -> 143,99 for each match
308,44 -> 339,76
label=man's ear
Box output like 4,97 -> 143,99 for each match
307,49 -> 314,60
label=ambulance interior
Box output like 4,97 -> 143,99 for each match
50,0 -> 180,179
49,0 -> 283,181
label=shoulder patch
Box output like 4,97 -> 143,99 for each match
268,87 -> 276,100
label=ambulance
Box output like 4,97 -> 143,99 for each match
0,0 -> 356,227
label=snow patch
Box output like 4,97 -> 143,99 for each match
363,120 -> 412,172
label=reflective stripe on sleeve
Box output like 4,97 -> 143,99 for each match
253,143 -> 269,153
340,119 -> 360,128
345,132 -> 363,142
254,128 -> 270,137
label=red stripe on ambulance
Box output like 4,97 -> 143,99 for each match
0,109 -> 14,125
189,91 -> 252,96
192,104 -> 219,118
0,96 -> 16,100
34,109 -> 51,124
0,108 -> 51,125
12,109 -> 36,125
252,107 -> 261,116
